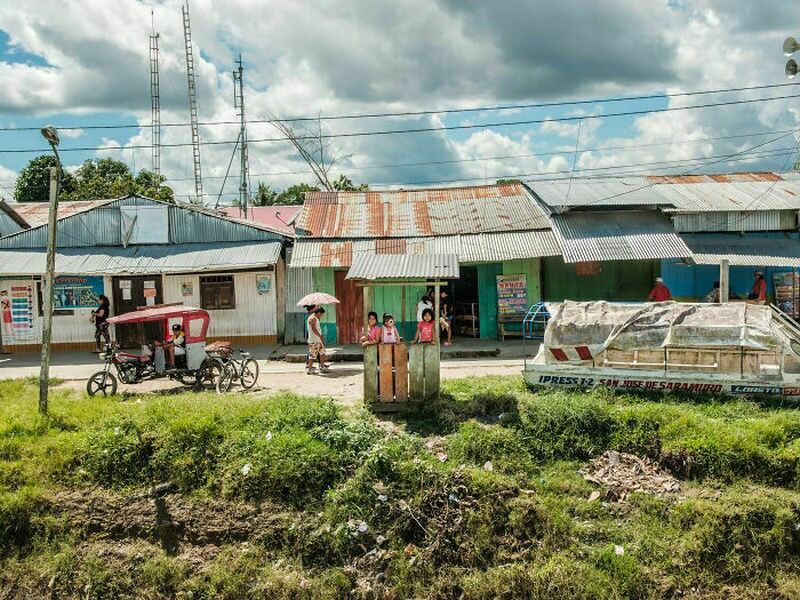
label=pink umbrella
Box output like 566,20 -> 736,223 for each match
297,292 -> 340,307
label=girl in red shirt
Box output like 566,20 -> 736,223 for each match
413,308 -> 436,344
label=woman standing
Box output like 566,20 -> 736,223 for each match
91,295 -> 111,353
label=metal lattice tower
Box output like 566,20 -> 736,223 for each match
182,1 -> 203,204
149,18 -> 161,178
233,55 -> 249,218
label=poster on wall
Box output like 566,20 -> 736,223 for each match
496,274 -> 528,317
772,271 -> 798,317
181,281 -> 193,296
1,284 -> 34,342
256,275 -> 271,295
53,276 -> 104,309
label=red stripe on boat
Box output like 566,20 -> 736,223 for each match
550,348 -> 569,361
575,346 -> 593,360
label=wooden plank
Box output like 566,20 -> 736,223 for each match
394,343 -> 409,402
423,343 -> 440,402
379,344 -> 395,403
408,343 -> 424,401
363,344 -> 379,404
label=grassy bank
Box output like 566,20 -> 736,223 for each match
1,377 -> 800,598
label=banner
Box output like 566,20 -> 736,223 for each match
10,285 -> 33,340
54,276 -> 104,309
772,271 -> 798,317
496,274 -> 527,317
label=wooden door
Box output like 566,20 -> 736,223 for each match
333,270 -> 363,344
111,276 -> 164,347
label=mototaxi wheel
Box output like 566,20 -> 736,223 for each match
217,362 -> 236,393
86,371 -> 118,397
239,358 -> 259,389
196,358 -> 224,391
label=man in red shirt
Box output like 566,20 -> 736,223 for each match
749,270 -> 767,303
647,277 -> 672,302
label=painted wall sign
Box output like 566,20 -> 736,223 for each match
4,284 -> 34,341
53,275 -> 104,309
525,369 -> 799,397
181,281 -> 193,296
256,274 -> 271,295
496,274 -> 527,317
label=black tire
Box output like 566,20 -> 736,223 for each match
86,371 -> 118,397
217,362 -> 236,393
196,358 -> 224,391
239,358 -> 259,389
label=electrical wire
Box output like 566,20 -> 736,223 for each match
0,81 -> 797,132
1,92 -> 799,155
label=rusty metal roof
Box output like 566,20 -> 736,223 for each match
290,230 -> 561,268
551,210 -> 691,263
295,183 -> 550,238
683,234 -> 800,267
7,199 -> 113,227
346,254 -> 460,280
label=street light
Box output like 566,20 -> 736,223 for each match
38,125 -> 61,415
785,37 -> 799,79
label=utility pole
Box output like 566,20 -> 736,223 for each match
39,126 -> 61,416
182,1 -> 203,204
233,55 -> 249,218
149,12 -> 161,179
784,36 -> 800,170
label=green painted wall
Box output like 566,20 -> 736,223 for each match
542,257 -> 659,302
477,263 -> 503,338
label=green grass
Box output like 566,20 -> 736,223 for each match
2,377 -> 800,598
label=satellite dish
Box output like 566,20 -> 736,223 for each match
784,36 -> 799,57
786,59 -> 799,79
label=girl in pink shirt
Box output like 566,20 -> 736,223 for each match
381,313 -> 401,344
413,308 -> 436,344
359,311 -> 382,347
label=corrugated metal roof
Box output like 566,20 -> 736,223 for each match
295,183 -> 550,237
527,173 -> 800,213
8,199 -> 113,227
528,178 -> 670,208
551,210 -> 692,263
682,234 -> 800,267
221,205 -> 303,236
347,254 -> 460,280
289,230 -> 561,268
0,241 -> 281,276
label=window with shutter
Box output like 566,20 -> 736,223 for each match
199,275 -> 236,310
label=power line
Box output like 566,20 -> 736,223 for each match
0,81 -> 797,133
2,92 -> 798,156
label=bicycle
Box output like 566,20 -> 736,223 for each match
215,348 -> 260,392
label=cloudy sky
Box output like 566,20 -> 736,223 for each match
0,0 -> 798,204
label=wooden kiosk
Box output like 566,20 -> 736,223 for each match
345,255 -> 460,412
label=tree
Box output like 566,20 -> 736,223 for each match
252,182 -> 279,206
496,178 -> 522,185
275,183 -> 320,205
332,174 -> 369,191
61,158 -> 174,202
13,155 -> 75,203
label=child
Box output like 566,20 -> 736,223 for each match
359,311 -> 382,347
381,313 -> 401,344
413,308 -> 436,344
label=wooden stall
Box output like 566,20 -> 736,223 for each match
345,254 -> 460,411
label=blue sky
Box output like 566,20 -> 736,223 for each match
0,0 -> 798,203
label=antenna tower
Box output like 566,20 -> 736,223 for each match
234,55 -> 249,218
149,13 -> 161,179
182,1 -> 203,204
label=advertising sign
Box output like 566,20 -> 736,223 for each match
53,276 -> 104,309
7,284 -> 34,340
772,271 -> 798,317
496,274 -> 527,317
256,274 -> 271,295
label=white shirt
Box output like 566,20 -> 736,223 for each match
416,299 -> 432,321
307,314 -> 324,345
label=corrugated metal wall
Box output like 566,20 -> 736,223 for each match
671,211 -> 794,232
163,271 -> 277,338
542,257 -> 659,302
0,197 -> 282,249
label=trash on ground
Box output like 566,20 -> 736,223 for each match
579,450 -> 680,501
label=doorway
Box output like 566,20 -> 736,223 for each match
111,275 -> 164,347
334,270 -> 363,344
447,265 -> 480,338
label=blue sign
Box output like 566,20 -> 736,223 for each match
53,276 -> 104,309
